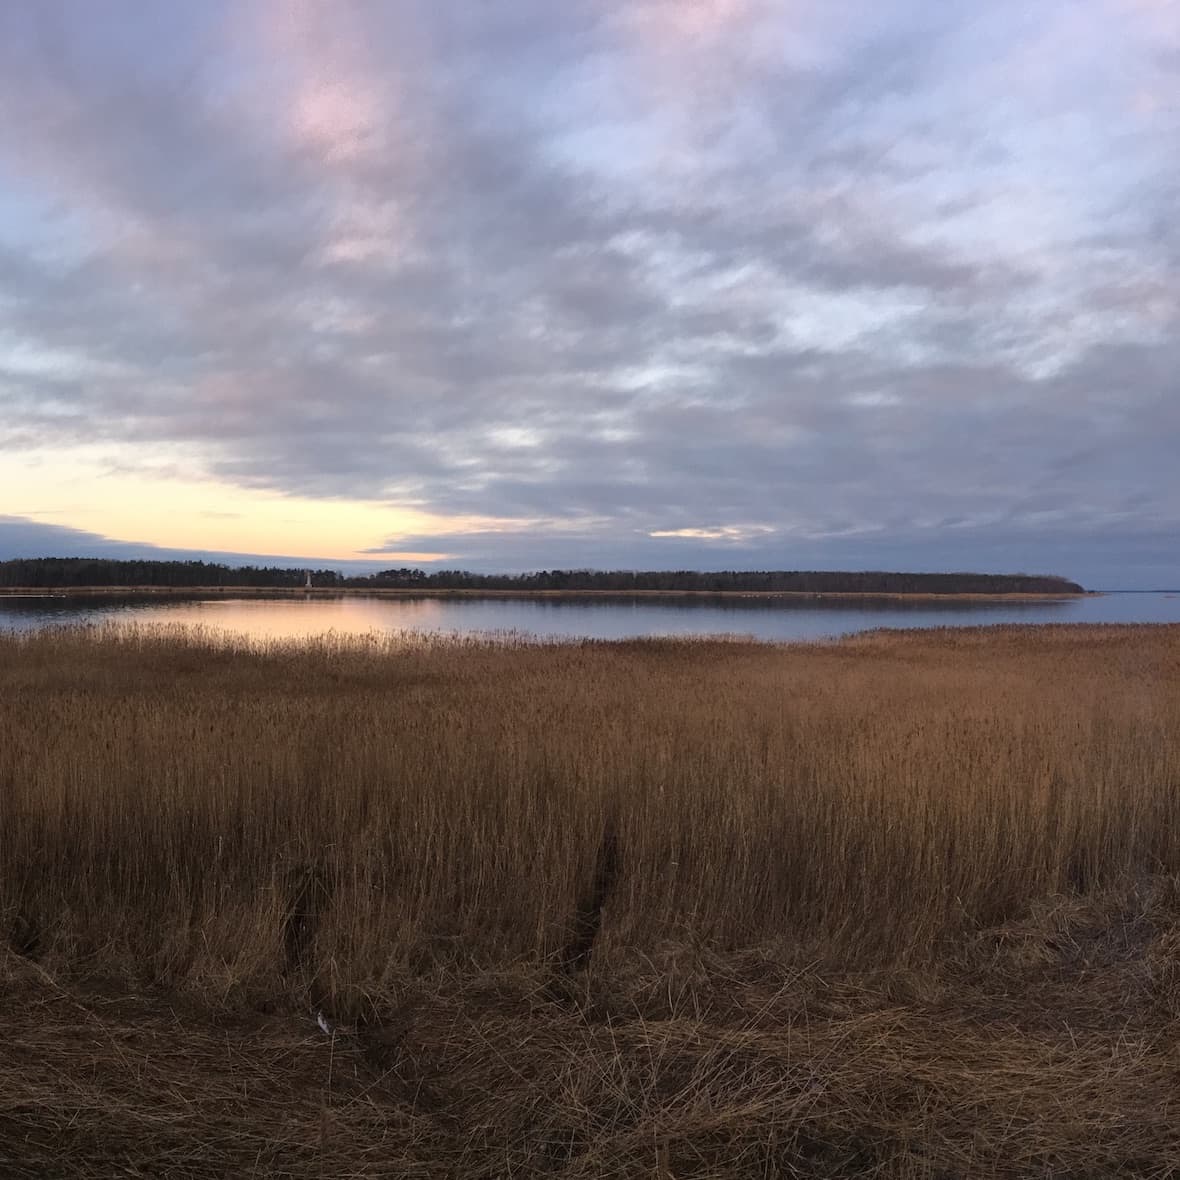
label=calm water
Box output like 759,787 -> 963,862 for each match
2,591 -> 1179,642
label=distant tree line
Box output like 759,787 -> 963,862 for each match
0,558 -> 343,589
0,558 -> 1084,595
352,568 -> 1085,594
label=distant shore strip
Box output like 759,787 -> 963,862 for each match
0,585 -> 1093,601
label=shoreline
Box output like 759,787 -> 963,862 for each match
0,585 -> 1096,602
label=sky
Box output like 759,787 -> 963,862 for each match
0,1 -> 1177,589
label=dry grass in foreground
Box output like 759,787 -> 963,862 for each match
2,623 -> 1180,1177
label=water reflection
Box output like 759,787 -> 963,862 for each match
2,591 -> 1179,642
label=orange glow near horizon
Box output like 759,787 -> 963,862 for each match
1,446 -> 486,564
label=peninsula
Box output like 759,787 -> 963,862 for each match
0,557 -> 1085,596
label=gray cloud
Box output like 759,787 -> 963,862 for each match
0,1 -> 1177,585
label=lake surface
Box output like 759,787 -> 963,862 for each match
2,592 -> 1179,643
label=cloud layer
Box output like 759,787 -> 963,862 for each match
1,0 -> 1177,585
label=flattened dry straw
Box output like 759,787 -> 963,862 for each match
2,622 -> 1180,1176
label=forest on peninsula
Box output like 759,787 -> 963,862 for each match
0,558 -> 1085,595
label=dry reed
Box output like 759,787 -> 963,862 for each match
2,622 -> 1179,1176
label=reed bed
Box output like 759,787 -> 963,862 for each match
3,622 -> 1178,992
2,622 -> 1180,1176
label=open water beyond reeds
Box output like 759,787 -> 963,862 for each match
2,590 -> 1179,641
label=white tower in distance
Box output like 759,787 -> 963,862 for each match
304,569 -> 313,590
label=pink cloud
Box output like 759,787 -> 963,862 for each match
618,0 -> 757,46
246,0 -> 395,168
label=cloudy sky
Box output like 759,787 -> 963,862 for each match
0,1 -> 1176,588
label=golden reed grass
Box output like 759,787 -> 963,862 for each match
5,622 -> 1180,1177
2,622 -> 1177,994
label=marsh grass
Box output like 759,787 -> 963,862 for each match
3,623 -> 1180,1176
3,622 -> 1178,996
